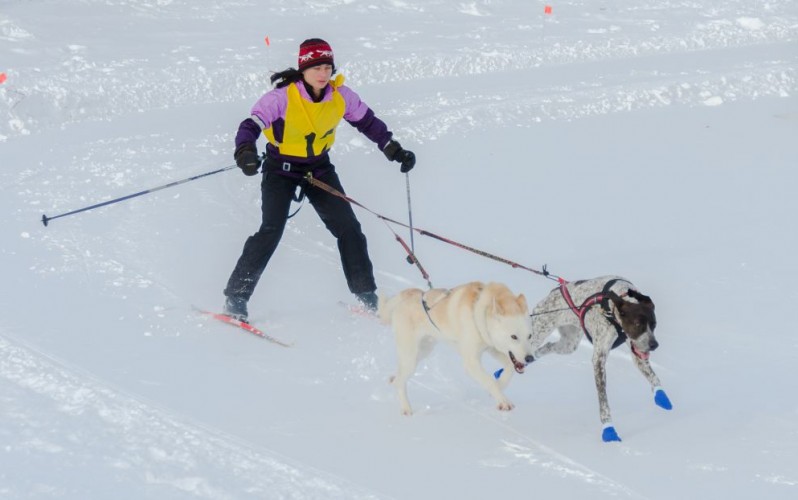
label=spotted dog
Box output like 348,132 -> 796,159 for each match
527,276 -> 672,442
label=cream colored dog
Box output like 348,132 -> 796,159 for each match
378,282 -> 534,415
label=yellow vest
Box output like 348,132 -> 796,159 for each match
264,75 -> 346,158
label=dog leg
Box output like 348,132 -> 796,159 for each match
631,352 -> 661,389
631,353 -> 673,410
592,345 -> 613,425
533,325 -> 581,359
391,320 -> 423,416
591,342 -> 623,442
462,348 -> 514,411
487,350 -> 515,389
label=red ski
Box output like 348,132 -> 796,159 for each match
195,308 -> 292,347
339,301 -> 379,320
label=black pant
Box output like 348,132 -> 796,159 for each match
224,165 -> 376,301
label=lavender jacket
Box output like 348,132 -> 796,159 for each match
235,79 -> 393,165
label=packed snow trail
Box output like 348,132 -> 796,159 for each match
0,332 -> 386,499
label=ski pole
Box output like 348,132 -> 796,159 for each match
42,164 -> 238,227
405,172 -> 417,265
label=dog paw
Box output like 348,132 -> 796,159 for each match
654,388 -> 673,410
497,401 -> 515,411
601,425 -> 622,442
401,408 -> 413,416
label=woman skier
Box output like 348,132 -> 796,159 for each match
223,38 -> 416,322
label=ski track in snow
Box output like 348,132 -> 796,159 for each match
0,333 -> 385,499
409,378 -> 648,498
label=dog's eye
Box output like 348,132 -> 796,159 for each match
511,335 -> 518,340
528,334 -> 532,340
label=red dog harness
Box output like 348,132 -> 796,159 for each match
558,278 -> 629,350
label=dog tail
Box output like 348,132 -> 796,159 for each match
377,293 -> 395,325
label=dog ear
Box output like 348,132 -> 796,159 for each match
492,297 -> 503,315
607,291 -> 626,311
517,293 -> 528,312
627,289 -> 654,308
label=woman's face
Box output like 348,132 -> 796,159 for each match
303,64 -> 333,94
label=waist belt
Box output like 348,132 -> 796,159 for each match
263,156 -> 330,174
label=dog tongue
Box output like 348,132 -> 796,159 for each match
632,345 -> 650,360
510,352 -> 525,374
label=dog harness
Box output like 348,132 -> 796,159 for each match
558,278 -> 629,350
421,289 -> 450,331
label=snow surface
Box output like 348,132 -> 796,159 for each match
1,0 -> 797,498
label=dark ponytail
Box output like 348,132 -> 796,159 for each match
270,68 -> 303,88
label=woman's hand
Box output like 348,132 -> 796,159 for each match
383,140 -> 416,173
234,143 -> 261,176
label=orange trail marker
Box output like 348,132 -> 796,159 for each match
0,72 -> 7,84
264,36 -> 271,46
544,5 -> 553,15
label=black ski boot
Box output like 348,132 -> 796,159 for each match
223,296 -> 249,323
355,291 -> 378,312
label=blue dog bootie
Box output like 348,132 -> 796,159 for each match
602,423 -> 622,442
653,386 -> 673,410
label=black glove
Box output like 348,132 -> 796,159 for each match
383,140 -> 416,173
234,143 -> 260,176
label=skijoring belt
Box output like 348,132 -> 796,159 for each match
263,155 -> 331,175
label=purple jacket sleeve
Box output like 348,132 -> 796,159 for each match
338,85 -> 393,149
235,88 -> 289,149
235,118 -> 261,149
